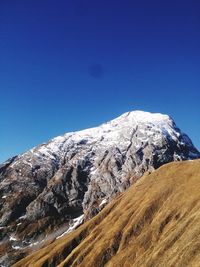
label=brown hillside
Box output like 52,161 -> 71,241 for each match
13,159 -> 200,267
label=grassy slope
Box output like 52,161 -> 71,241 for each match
13,160 -> 200,267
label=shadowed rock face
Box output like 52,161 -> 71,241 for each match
0,110 -> 199,265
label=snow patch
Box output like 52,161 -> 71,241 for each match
18,215 -> 26,220
29,241 -> 40,247
10,235 -> 17,241
12,245 -> 21,250
99,199 -> 107,208
56,214 -> 84,240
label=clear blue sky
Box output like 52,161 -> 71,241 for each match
0,0 -> 200,163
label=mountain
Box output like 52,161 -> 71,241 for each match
0,110 -> 199,266
13,159 -> 200,267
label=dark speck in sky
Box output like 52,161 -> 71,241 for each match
88,64 -> 104,79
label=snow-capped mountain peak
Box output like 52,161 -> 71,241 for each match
22,110 -> 192,166
0,110 -> 199,266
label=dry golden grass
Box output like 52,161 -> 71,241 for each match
13,159 -> 200,267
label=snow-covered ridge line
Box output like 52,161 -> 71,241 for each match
8,110 -> 199,184
25,111 -> 175,158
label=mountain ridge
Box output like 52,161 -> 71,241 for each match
0,110 -> 199,266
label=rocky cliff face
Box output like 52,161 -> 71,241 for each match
0,110 -> 199,266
